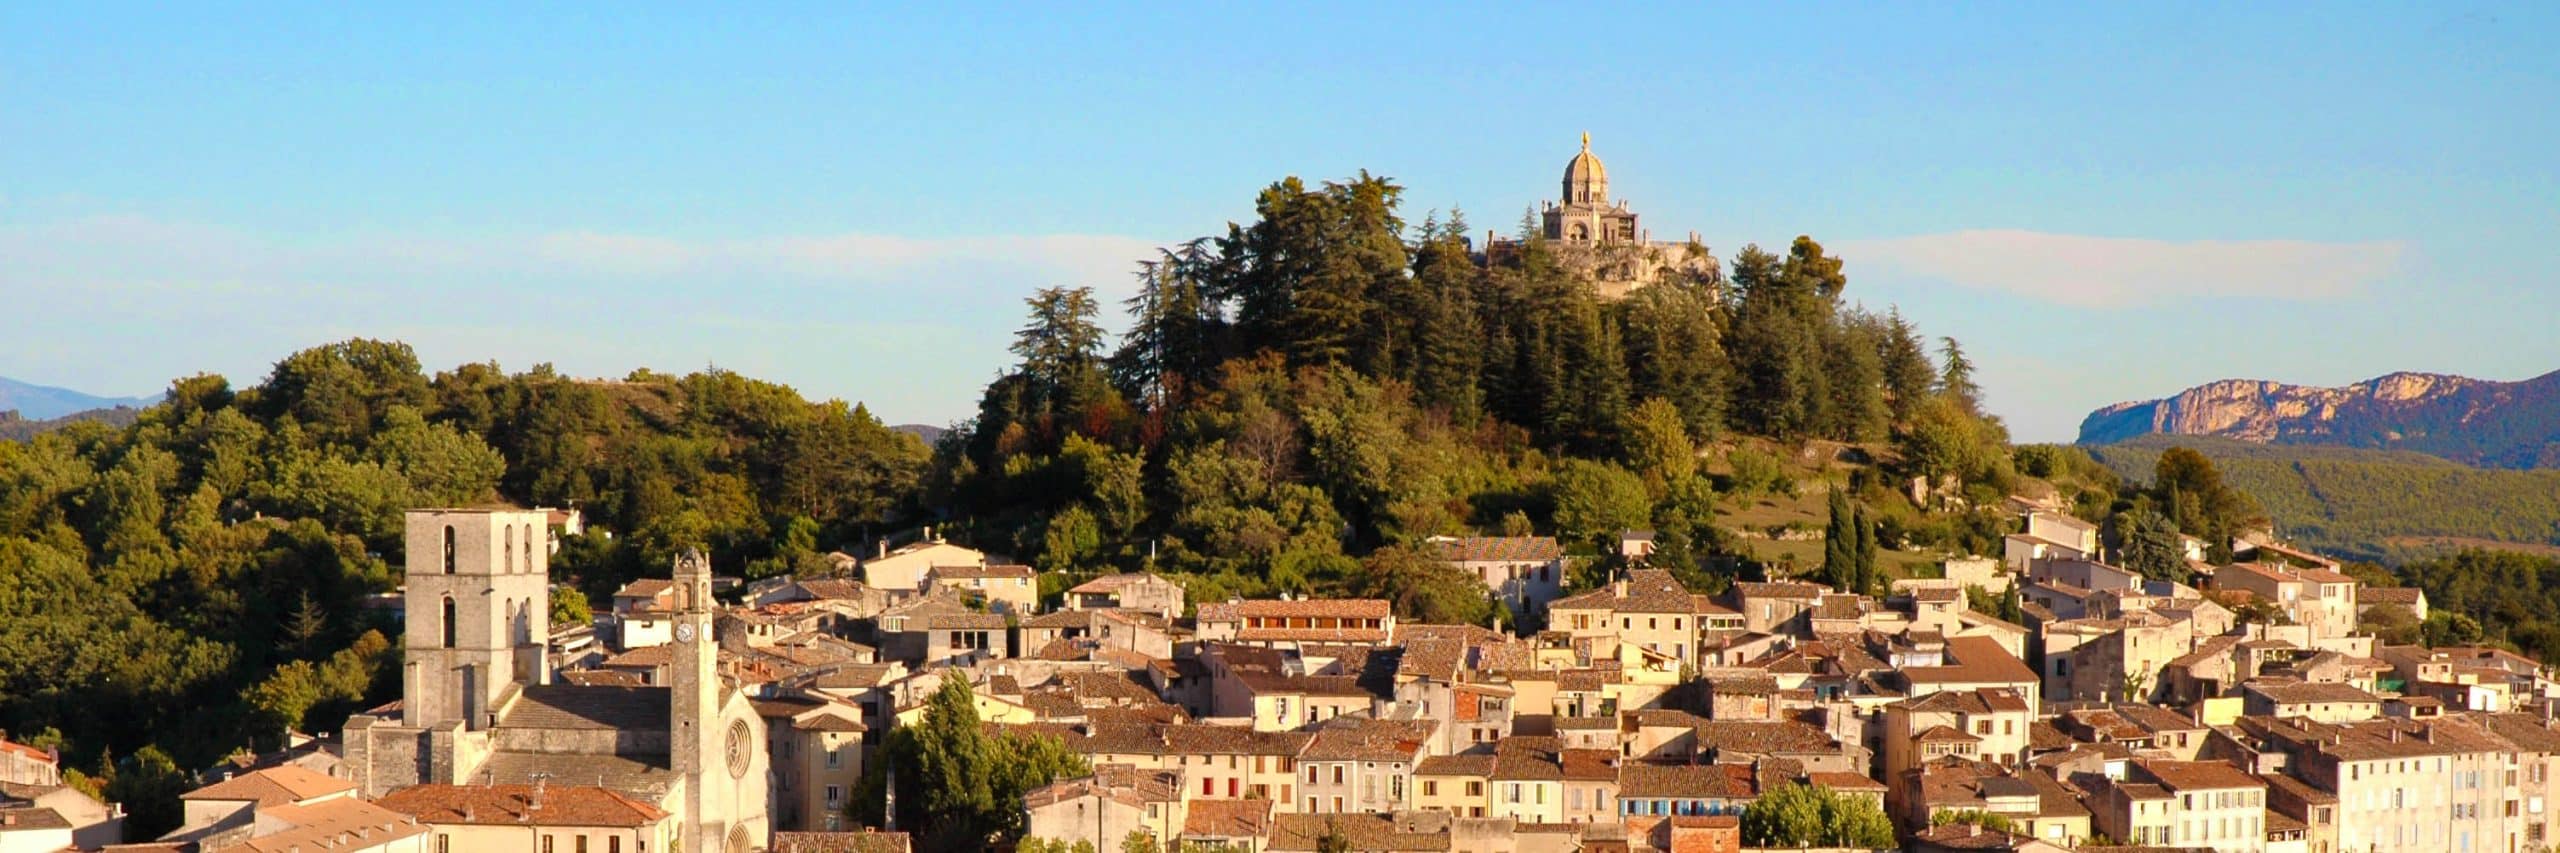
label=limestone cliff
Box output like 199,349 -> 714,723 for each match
2078,369 -> 2560,469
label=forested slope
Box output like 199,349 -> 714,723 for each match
0,341 -> 924,835
2086,435 -> 2560,563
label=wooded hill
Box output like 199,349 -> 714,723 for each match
2085,434 -> 2560,564
0,343 -> 924,835
934,173 -> 2027,620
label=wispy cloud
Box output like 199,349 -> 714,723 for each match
0,215 -> 1161,422
1842,229 -> 2409,308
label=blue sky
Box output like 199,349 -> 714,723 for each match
4,3 -> 2555,441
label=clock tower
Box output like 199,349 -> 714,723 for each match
668,548 -> 722,847
661,548 -> 769,853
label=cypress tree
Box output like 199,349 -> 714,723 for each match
1822,488 -> 1855,588
1852,502 -> 1879,596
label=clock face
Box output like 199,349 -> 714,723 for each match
675,622 -> 697,643
725,719 -> 753,778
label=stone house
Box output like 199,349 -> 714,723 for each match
1489,737 -> 1568,824
1882,688 -> 2034,781
2358,587 -> 2428,621
1432,536 -> 1568,615
921,564 -> 1038,615
2093,759 -> 2268,853
1722,582 -> 1825,635
1162,725 -> 1312,805
377,783 -> 676,853
2213,562 -> 2360,642
1548,570 -> 1730,669
1415,754 -> 1495,818
0,806 -> 74,853
1297,719 -> 1431,814
2246,715 -> 2517,853
2240,680 -> 2381,723
1891,636 -> 2045,711
1614,764 -> 1755,819
1022,766 -> 1182,853
1179,799 -> 1272,852
1195,598 -> 1394,650
1065,573 -> 1187,620
0,780 -> 119,850
1267,812 -> 1452,852
859,538 -> 987,597
1561,749 -> 1619,825
751,696 -> 868,833
174,767 -> 429,853
0,740 -> 57,788
611,578 -> 679,650
2044,612 -> 2196,703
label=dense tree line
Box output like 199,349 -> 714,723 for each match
2084,435 -> 2560,564
2397,549 -> 2560,660
0,340 -> 924,834
939,172 -> 2011,615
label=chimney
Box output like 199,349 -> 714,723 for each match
1613,579 -> 1628,597
530,774 -> 548,811
877,538 -> 888,559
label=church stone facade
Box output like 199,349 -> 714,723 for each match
345,508 -> 771,853
1486,134 -> 1719,299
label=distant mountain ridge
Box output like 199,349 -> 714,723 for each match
0,406 -> 145,442
892,423 -> 948,446
2078,369 -> 2560,469
0,375 -> 156,421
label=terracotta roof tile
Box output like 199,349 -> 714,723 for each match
377,783 -> 669,827
1434,536 -> 1563,563
1415,754 -> 1495,777
1617,763 -> 1755,799
181,765 -> 355,805
1182,798 -> 1273,839
1270,813 -> 1449,852
2135,760 -> 2261,793
231,797 -> 428,853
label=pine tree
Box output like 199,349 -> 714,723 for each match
1011,286 -> 1110,417
1939,336 -> 1981,415
1108,240 -> 1221,407
1878,309 -> 1935,424
1408,220 -> 1484,421
285,590 -> 328,653
1820,318 -> 1888,442
1618,283 -> 1730,438
1727,245 -> 1811,437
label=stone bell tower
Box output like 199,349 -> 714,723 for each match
400,508 -> 551,730
669,548 -> 718,778
668,547 -> 757,852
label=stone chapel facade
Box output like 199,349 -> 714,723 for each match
344,508 -> 771,853
1484,134 -> 1720,299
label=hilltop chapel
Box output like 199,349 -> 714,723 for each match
1481,133 -> 1719,298
342,508 -> 771,853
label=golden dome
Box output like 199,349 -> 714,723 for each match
1561,132 -> 1608,204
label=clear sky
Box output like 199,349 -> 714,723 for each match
5,3 -> 2555,441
